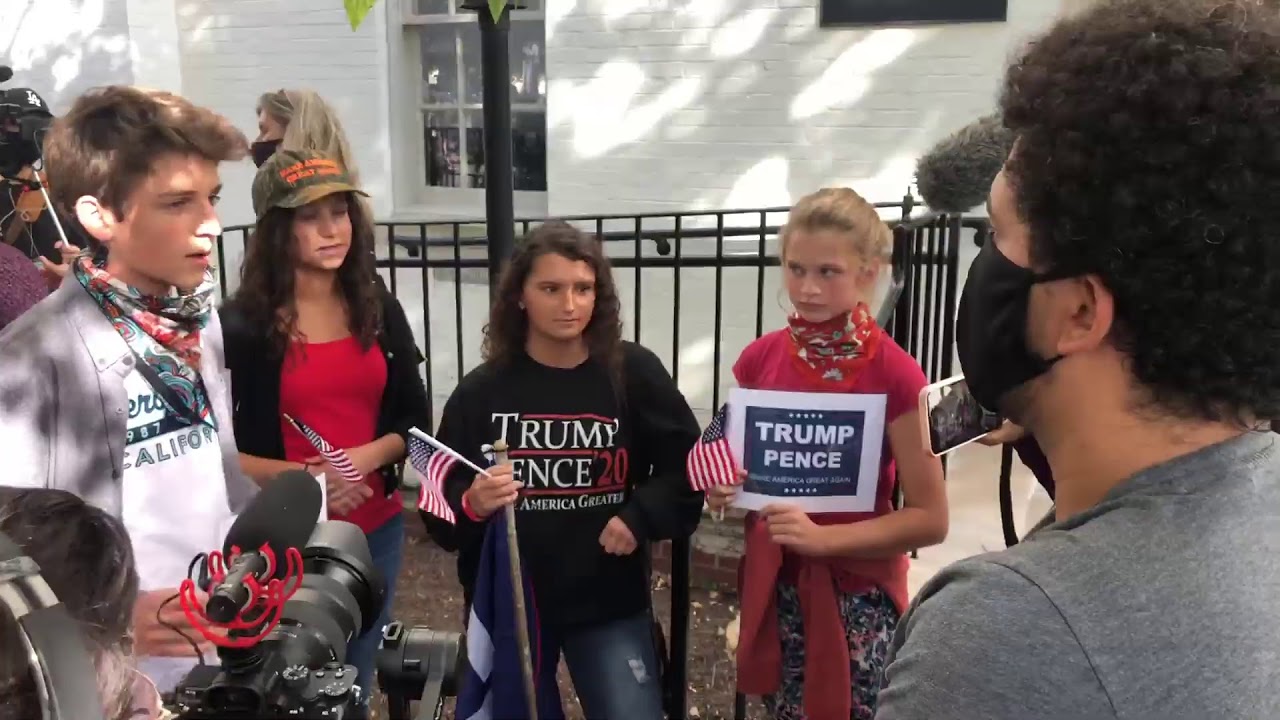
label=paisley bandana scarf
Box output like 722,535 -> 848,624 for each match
786,301 -> 883,388
73,255 -> 217,425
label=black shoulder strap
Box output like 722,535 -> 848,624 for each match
999,443 -> 1019,547
129,350 -> 209,429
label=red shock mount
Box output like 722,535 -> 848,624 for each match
178,545 -> 305,648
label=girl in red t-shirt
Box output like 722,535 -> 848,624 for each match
693,188 -> 948,720
222,151 -> 431,713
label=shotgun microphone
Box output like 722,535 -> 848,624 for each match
915,113 -> 1015,213
204,471 -> 321,623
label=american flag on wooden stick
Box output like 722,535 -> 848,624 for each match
687,403 -> 738,491
408,434 -> 457,524
283,414 -> 364,483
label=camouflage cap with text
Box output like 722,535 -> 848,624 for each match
251,148 -> 368,220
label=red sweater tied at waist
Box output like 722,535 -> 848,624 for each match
735,513 -> 909,720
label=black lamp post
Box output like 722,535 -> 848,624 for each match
461,0 -> 521,299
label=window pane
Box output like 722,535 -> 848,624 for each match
513,112 -> 547,191
423,111 -> 463,187
510,20 -> 546,104
414,0 -> 451,14
464,110 -> 485,189
455,20 -> 545,105
419,25 -> 460,105
458,111 -> 547,192
460,23 -> 483,105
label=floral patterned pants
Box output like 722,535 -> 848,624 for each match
763,583 -> 899,720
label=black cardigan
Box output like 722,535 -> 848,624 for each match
219,284 -> 431,494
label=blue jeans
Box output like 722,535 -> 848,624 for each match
561,612 -> 664,720
346,512 -> 405,706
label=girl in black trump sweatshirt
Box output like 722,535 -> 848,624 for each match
435,222 -> 705,720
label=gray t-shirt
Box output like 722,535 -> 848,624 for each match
877,431 -> 1280,720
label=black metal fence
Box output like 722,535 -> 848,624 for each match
214,194 -> 968,396
214,197 -> 976,720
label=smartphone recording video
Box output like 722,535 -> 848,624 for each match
918,375 -> 1003,457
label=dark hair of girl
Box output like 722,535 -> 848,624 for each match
0,487 -> 140,720
228,192 -> 382,357
482,221 -> 624,385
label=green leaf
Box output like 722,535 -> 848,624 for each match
488,0 -> 507,23
345,0 -> 378,30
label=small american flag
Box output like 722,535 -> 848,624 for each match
687,403 -> 738,491
408,435 -> 457,524
284,414 -> 364,483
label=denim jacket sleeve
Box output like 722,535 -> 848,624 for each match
0,283 -> 116,503
0,332 -> 53,491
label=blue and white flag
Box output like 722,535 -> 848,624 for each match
456,510 -> 565,720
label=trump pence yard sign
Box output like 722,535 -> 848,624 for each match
727,388 -> 886,513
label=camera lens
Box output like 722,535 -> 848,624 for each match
268,521 -> 385,667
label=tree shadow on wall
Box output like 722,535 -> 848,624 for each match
2,0 -> 133,113
547,0 -> 1015,215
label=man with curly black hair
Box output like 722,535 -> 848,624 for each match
876,1 -> 1280,717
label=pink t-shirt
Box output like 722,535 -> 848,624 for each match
733,328 -> 927,612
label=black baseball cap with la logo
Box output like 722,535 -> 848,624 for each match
251,148 -> 369,219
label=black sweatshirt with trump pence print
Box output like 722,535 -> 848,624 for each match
438,342 -> 705,629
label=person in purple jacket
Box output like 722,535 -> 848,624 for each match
0,241 -> 48,332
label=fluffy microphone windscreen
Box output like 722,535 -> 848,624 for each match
222,470 -> 322,558
915,113 -> 1016,214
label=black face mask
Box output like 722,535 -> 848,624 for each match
955,240 -> 1069,414
251,139 -> 281,168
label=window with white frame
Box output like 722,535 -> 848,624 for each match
405,0 -> 547,194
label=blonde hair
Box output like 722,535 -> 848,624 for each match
780,187 -> 893,263
257,89 -> 361,185
256,89 -> 375,234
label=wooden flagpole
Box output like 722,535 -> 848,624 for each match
491,438 -> 538,720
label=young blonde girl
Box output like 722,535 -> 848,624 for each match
696,188 -> 948,719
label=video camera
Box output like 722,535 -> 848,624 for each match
166,472 -> 464,720
1,469 -> 464,720
0,66 -> 53,180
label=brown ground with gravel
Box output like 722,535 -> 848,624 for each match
369,512 -> 767,720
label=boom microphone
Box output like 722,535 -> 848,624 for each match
915,113 -> 1015,213
205,472 -> 321,623
0,67 -> 12,83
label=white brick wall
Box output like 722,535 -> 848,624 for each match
125,0 -> 184,93
172,0 -> 395,260
2,0 -> 134,112
544,0 -> 1064,217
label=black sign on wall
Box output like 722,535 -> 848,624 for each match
819,0 -> 1008,27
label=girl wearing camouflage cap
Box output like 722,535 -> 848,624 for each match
220,150 -> 430,712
